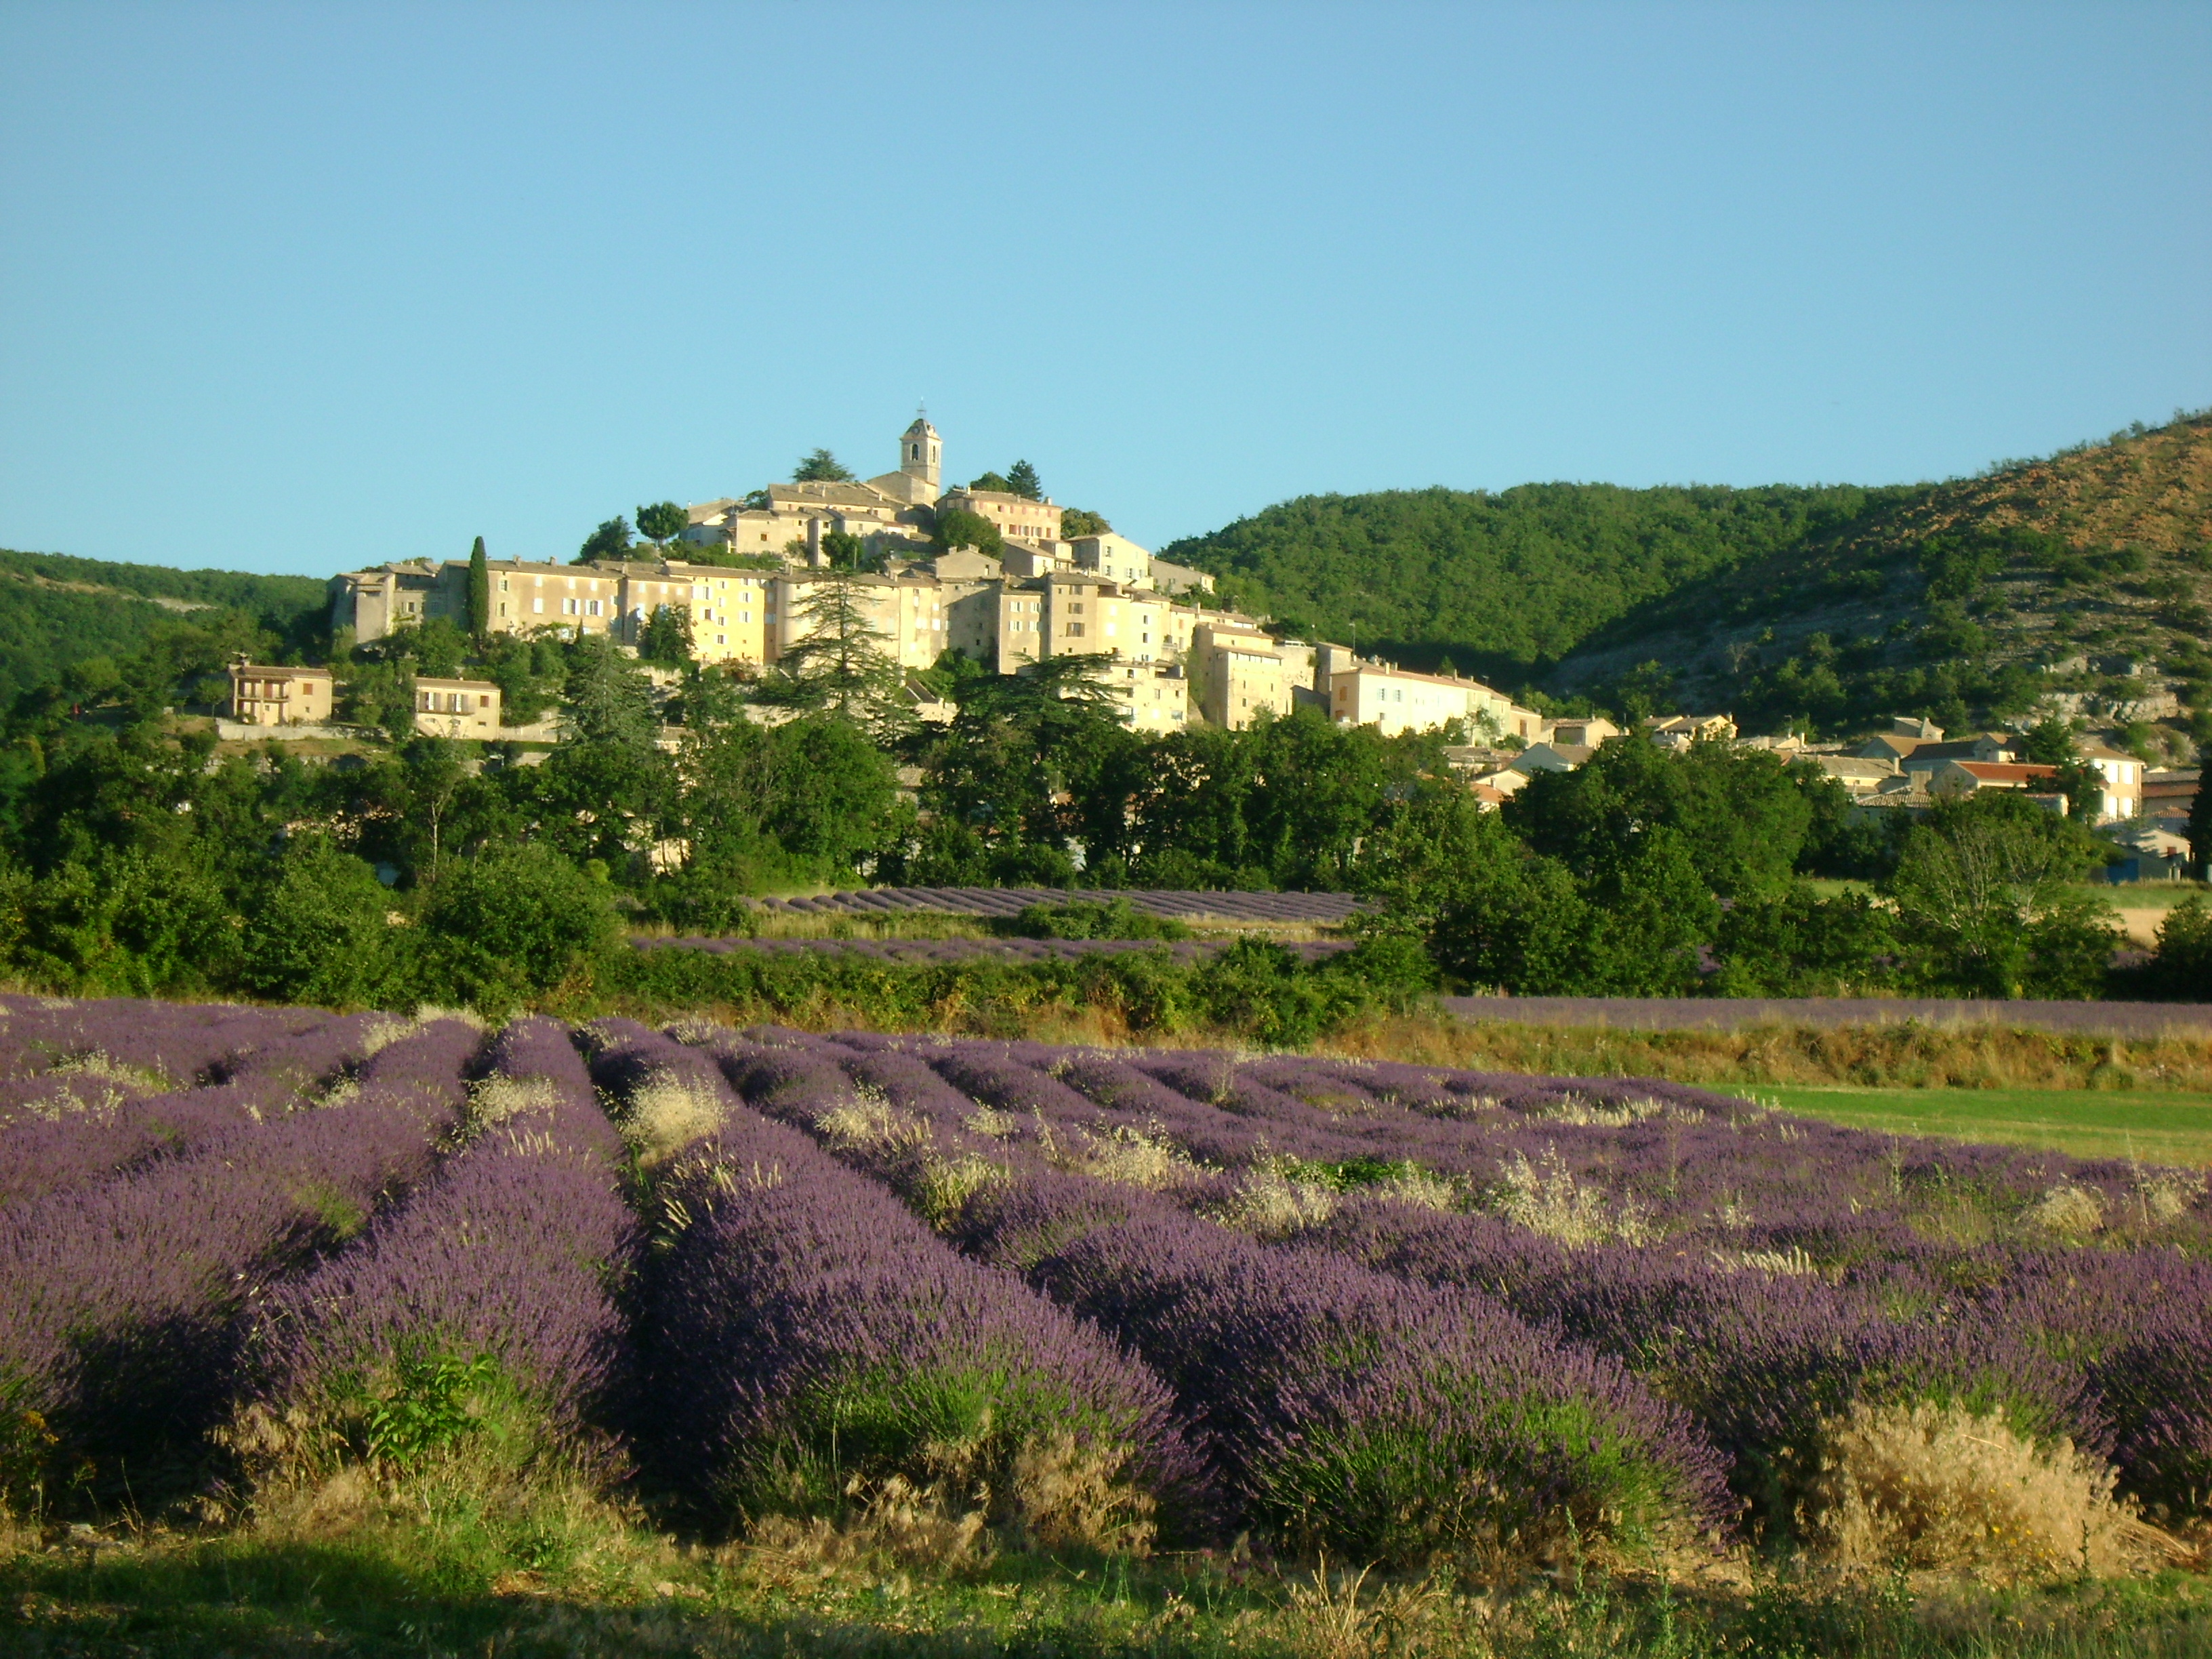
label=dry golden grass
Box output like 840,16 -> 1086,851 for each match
1802,1401 -> 2184,1582
1322,1011 -> 2212,1094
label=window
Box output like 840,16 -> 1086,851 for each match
532,598 -> 544,614
563,598 -> 577,615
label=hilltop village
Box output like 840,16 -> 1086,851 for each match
320,415 -> 1552,743
230,413 -> 2193,869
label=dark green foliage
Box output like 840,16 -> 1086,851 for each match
0,548 -> 325,705
634,502 -> 687,548
792,449 -> 854,483
1795,770 -> 1899,880
1004,459 -> 1042,500
1709,884 -> 1898,996
409,845 -> 621,1012
237,839 -> 401,1006
636,603 -> 693,666
1505,736 -> 1812,899
1161,483 -> 1902,674
1885,795 -> 2121,998
1423,829 -> 1715,997
575,516 -> 632,563
932,506 -> 1003,555
2137,897 -> 2212,1001
465,537 -> 490,639
1059,506 -> 1111,537
966,470 -> 1015,493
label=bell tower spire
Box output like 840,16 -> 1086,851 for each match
900,407 -> 941,494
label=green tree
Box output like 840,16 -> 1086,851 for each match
758,569 -> 909,736
2140,897 -> 2212,1000
1887,794 -> 2118,997
637,604 -> 694,666
636,501 -> 688,548
1059,507 -> 1111,538
563,637 -> 658,747
1709,882 -> 1898,996
409,844 -> 619,1011
794,449 -> 855,483
237,838 -> 398,1006
466,536 -> 490,640
967,470 -> 1015,493
933,508 -> 1004,555
2020,713 -> 2102,819
1506,735 -> 1811,900
1006,459 -> 1042,500
577,516 -> 631,563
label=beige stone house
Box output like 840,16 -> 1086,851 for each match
228,661 -> 334,726
413,677 -> 502,739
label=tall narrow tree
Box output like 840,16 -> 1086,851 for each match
466,536 -> 491,641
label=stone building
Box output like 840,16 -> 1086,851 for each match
413,676 -> 502,739
228,661 -> 333,726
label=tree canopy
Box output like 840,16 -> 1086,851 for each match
635,502 -> 688,547
933,508 -> 1003,556
577,516 -> 632,563
794,449 -> 855,483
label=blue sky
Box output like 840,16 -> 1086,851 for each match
2,2 -> 2207,577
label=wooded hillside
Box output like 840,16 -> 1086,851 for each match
1550,411 -> 2212,739
0,549 -> 326,703
1157,482 -> 1915,678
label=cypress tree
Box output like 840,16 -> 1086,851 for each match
466,536 -> 490,640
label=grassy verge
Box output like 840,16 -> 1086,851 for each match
1325,1013 -> 2212,1094
5,1503 -> 2210,1658
1721,1084 -> 2212,1166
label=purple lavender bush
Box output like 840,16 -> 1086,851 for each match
239,1018 -> 633,1481
0,1019 -> 481,1510
704,1030 -> 1729,1565
609,1027 -> 1201,1549
0,1010 -> 408,1209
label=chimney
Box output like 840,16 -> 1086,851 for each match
807,517 -> 825,567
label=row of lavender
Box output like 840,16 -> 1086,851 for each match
0,1006 -> 486,1505
689,1030 -> 2212,1548
638,937 -> 1348,964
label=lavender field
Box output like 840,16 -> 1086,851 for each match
638,935 -> 1350,964
747,886 -> 1364,924
3,994 -> 2208,1582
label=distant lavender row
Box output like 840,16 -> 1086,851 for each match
0,1019 -> 482,1503
0,1012 -> 410,1210
247,1018 -> 635,1452
598,1025 -> 1201,1542
1442,994 -> 2212,1039
747,886 -> 1364,923
718,1029 -> 1729,1562
636,937 -> 1348,964
0,996 -> 331,1099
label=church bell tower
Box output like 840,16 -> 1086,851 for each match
900,410 -> 941,493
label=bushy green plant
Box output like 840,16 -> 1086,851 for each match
237,838 -> 400,1007
408,845 -> 621,1013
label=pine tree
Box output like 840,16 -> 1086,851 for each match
466,536 -> 491,640
1006,459 -> 1043,500
758,569 -> 909,739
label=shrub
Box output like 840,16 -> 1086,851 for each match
409,846 -> 620,1012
